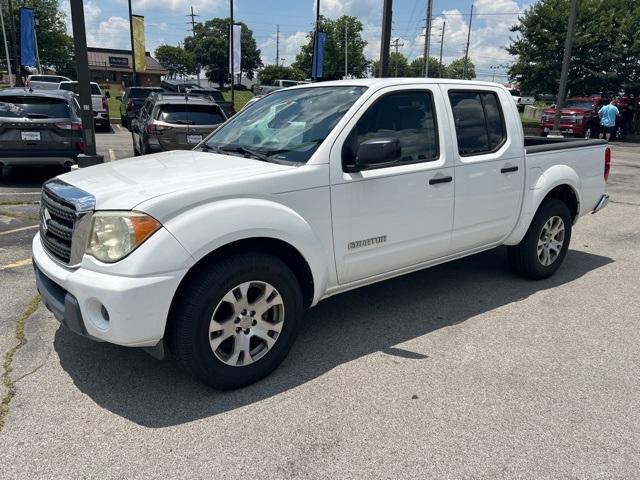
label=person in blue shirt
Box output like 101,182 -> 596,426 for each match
598,98 -> 620,141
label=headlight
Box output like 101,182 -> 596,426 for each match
86,211 -> 161,263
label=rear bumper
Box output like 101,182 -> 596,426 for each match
0,154 -> 80,167
592,194 -> 609,214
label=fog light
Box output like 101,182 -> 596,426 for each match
100,305 -> 110,322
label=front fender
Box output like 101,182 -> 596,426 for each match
163,198 -> 330,305
504,164 -> 582,246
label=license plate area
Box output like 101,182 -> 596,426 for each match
187,134 -> 202,144
21,131 -> 41,141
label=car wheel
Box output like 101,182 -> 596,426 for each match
168,252 -> 303,389
507,199 -> 572,280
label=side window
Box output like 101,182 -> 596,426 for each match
343,91 -> 438,170
448,91 -> 506,156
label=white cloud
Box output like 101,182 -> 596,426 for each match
115,0 -> 223,14
259,31 -> 309,67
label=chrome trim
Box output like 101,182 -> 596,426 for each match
41,179 -> 96,267
592,193 -> 609,214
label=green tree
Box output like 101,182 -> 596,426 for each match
184,18 -> 262,87
155,45 -> 195,78
1,0 -> 74,77
292,15 -> 369,80
409,56 -> 446,78
371,52 -> 411,77
258,64 -> 305,85
444,58 -> 475,80
507,0 -> 640,95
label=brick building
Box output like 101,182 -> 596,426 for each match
87,47 -> 168,87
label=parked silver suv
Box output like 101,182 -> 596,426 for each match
130,93 -> 227,155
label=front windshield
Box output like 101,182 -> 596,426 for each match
566,100 -> 593,109
204,86 -> 367,163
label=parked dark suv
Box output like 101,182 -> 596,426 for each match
118,86 -> 163,129
130,92 -> 227,155
0,88 -> 84,173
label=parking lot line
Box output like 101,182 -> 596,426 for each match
115,124 -> 124,133
0,225 -> 38,236
0,258 -> 32,271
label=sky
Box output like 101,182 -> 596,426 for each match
61,0 -> 532,82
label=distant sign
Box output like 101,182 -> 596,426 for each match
109,56 -> 129,67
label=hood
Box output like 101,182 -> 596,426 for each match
544,107 -> 592,115
58,150 -> 294,210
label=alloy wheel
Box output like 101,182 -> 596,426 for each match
209,281 -> 285,367
537,216 -> 565,266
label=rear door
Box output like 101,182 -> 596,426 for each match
155,103 -> 226,150
0,95 -> 79,156
440,85 -> 525,252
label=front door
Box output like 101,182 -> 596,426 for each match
330,87 -> 455,285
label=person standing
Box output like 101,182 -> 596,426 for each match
598,98 -> 620,141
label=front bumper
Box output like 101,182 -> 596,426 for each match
32,232 -> 191,348
540,122 -> 585,135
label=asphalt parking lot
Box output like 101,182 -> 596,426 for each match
1,138 -> 639,478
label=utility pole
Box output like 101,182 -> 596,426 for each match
379,0 -> 392,77
229,0 -> 234,104
490,65 -> 499,82
423,0 -> 433,77
276,24 -> 279,66
6,0 -> 19,85
390,38 -> 404,77
439,21 -> 446,69
187,6 -> 200,85
463,4 -> 473,79
69,0 -> 103,166
551,0 -> 579,137
313,0 -> 320,80
344,21 -> 347,78
0,3 -> 13,86
128,0 -> 136,86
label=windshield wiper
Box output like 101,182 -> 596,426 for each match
217,144 -> 271,162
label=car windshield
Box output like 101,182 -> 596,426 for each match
566,100 -> 593,109
0,96 -> 72,118
203,86 -> 366,164
59,83 -> 101,95
157,104 -> 225,125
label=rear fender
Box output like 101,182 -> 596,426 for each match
163,198 -> 330,305
504,164 -> 581,246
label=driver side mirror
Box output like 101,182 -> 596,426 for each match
355,138 -> 402,170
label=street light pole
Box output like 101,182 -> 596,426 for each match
69,0 -> 103,166
424,0 -> 433,77
313,0 -> 320,80
551,0 -> 579,137
230,0 -> 234,104
128,0 -> 136,86
379,0 -> 392,77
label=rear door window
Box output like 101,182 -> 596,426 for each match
157,104 -> 225,124
448,91 -> 506,155
0,96 -> 72,118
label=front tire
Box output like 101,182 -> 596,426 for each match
168,252 -> 303,389
508,199 -> 572,279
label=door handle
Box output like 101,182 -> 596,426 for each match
429,176 -> 453,185
501,165 -> 519,174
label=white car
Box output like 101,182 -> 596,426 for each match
58,81 -> 110,132
26,74 -> 71,90
33,79 -> 610,389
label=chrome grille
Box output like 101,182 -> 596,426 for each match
40,180 -> 95,266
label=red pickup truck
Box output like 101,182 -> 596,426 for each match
540,95 -> 627,139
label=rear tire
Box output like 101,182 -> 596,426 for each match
168,252 -> 303,390
508,199 -> 572,279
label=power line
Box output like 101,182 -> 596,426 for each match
186,5 -> 201,84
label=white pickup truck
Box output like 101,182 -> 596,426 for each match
33,79 -> 610,389
58,81 -> 110,132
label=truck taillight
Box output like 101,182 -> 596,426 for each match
604,147 -> 611,182
127,100 -> 136,112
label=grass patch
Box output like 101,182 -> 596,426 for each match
223,90 -> 254,111
103,85 -> 123,120
0,295 -> 40,432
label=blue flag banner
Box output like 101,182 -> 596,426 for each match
20,7 -> 36,67
312,31 -> 326,79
